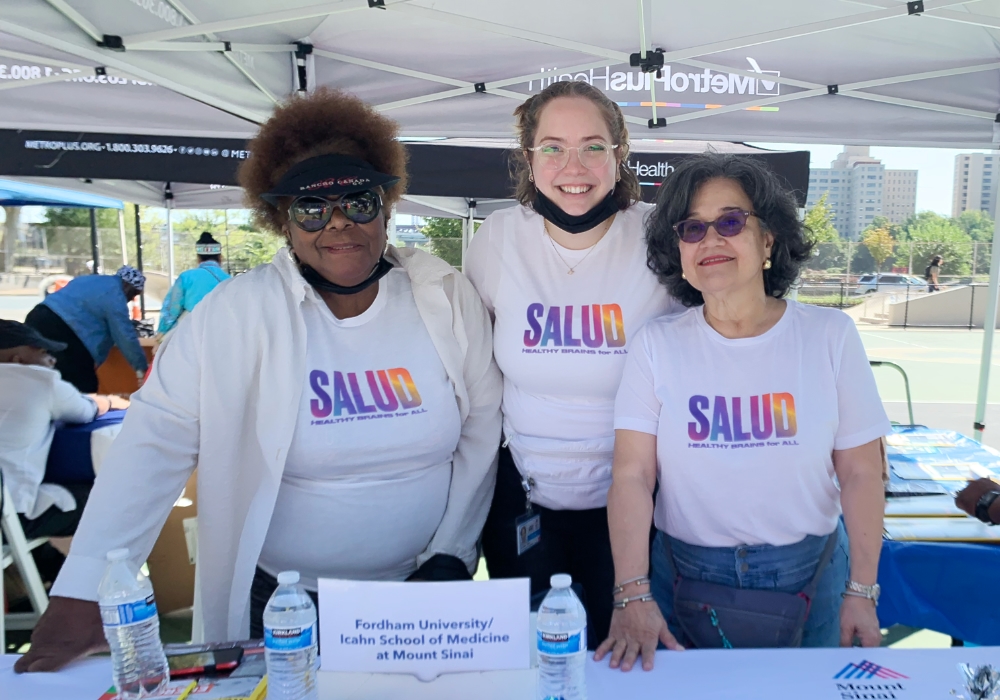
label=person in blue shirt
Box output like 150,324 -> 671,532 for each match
24,266 -> 148,393
157,232 -> 231,336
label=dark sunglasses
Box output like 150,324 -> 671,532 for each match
673,210 -> 757,244
289,191 -> 382,232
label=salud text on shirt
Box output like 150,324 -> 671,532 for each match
687,393 -> 798,449
522,303 -> 626,355
308,368 -> 426,425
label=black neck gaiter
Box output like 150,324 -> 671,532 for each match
533,189 -> 619,234
298,256 -> 393,295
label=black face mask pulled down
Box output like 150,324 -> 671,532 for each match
533,189 -> 620,234
297,255 -> 394,295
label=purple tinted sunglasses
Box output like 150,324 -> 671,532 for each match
673,210 -> 757,244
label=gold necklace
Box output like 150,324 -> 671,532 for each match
543,220 -> 608,275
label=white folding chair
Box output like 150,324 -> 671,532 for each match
1,481 -> 50,647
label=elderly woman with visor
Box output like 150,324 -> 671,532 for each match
16,88 -> 502,672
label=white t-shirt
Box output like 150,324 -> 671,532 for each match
258,270 -> 463,588
466,202 -> 679,510
614,300 -> 891,547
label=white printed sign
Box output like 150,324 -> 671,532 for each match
317,578 -> 530,680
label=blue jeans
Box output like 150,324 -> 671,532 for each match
650,520 -> 849,648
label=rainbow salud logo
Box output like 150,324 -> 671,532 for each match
523,303 -> 626,355
834,660 -> 909,680
308,368 -> 422,424
688,393 -> 798,447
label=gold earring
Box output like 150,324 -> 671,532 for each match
763,259 -> 772,270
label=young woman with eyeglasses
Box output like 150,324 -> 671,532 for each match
465,80 -> 680,648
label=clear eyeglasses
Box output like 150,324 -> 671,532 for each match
526,141 -> 619,171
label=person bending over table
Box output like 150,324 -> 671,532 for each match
24,266 -> 148,393
15,88 -> 501,673
0,319 -> 128,544
595,154 -> 891,671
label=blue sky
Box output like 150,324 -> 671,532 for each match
753,143 -> 996,218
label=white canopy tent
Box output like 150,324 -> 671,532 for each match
1,0 -> 999,437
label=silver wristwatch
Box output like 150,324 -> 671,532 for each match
843,580 -> 880,605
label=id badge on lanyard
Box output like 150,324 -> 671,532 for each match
515,475 -> 541,556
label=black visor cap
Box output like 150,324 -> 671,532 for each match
260,154 -> 400,206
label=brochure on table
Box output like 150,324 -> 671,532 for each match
886,427 -> 1000,496
317,578 -> 530,681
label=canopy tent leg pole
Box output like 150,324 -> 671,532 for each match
88,207 -> 100,274
224,209 -> 231,275
463,200 -> 476,272
134,204 -> 145,319
972,202 -> 1000,441
166,189 -> 176,285
2,206 -> 19,274
118,209 -> 128,266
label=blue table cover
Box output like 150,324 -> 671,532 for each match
43,409 -> 126,484
878,539 -> 1000,645
878,425 -> 1000,644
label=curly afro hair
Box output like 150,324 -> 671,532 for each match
646,153 -> 812,307
239,88 -> 408,234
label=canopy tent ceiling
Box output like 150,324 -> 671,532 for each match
0,132 -> 810,212
3,0 -> 1000,440
0,177 -> 122,208
0,0 -> 997,148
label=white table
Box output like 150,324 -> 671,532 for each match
4,646 -> 1000,700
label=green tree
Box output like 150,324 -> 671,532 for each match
899,212 -> 973,276
420,217 -> 465,268
956,210 -> 994,242
803,194 -> 838,245
801,194 -> 845,272
862,227 -> 895,273
39,206 -> 125,273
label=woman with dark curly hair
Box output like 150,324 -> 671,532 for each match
15,88 -> 502,672
465,80 -> 680,648
594,154 -> 890,669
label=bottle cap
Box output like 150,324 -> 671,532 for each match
550,573 -> 572,589
277,571 -> 300,585
106,548 -> 129,561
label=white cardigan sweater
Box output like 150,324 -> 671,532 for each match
51,246 -> 503,641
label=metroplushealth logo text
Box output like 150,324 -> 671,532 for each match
527,57 -> 780,100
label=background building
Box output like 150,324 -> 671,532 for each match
952,153 -> 997,217
883,169 -> 918,224
805,146 -> 917,239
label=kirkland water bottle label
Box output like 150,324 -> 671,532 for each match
100,595 -> 158,627
265,623 -> 315,651
537,630 -> 585,655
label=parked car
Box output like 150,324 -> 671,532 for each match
853,273 -> 929,295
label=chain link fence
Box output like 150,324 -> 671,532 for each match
806,239 -> 994,283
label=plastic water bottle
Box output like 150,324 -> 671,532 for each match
98,548 -> 169,699
263,571 -> 318,700
537,574 -> 587,700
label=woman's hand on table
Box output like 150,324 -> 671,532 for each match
594,599 -> 683,672
13,596 -> 109,673
839,595 -> 881,647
